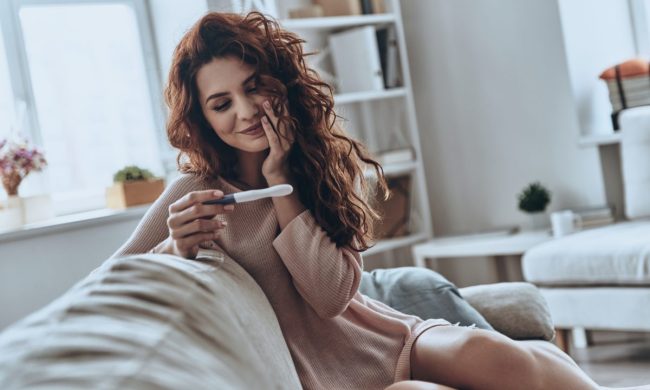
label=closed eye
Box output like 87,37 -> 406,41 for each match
212,86 -> 258,112
214,101 -> 230,112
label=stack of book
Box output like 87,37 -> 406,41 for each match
573,205 -> 615,229
604,75 -> 650,112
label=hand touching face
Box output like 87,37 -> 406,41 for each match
260,99 -> 294,181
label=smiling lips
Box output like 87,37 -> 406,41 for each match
240,122 -> 263,136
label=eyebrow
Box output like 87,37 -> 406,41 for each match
205,72 -> 257,104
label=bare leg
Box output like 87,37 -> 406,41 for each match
410,326 -> 601,390
385,380 -> 456,390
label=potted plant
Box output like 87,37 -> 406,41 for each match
517,182 -> 551,229
106,165 -> 165,209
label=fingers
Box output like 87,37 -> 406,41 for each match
262,100 -> 293,151
176,231 -> 222,257
172,202 -> 233,228
165,189 -> 235,259
262,115 -> 282,153
171,218 -> 227,239
170,190 -> 224,214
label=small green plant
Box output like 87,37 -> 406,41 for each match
113,165 -> 156,183
517,182 -> 551,213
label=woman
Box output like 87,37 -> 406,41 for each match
113,11 -> 637,390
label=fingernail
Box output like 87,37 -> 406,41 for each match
264,101 -> 270,108
224,205 -> 235,211
221,221 -> 228,226
262,116 -> 268,123
214,190 -> 223,196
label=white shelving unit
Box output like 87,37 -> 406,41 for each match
578,133 -> 621,147
208,0 -> 433,263
334,87 -> 406,105
281,13 -> 396,30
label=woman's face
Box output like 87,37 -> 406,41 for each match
196,56 -> 269,153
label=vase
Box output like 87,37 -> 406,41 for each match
0,196 -> 24,232
2,172 -> 22,197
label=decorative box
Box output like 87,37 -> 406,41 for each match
372,174 -> 411,239
106,179 -> 165,209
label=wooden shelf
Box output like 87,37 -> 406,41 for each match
281,13 -> 396,30
364,160 -> 417,178
334,88 -> 406,105
364,232 -> 428,257
578,133 -> 621,147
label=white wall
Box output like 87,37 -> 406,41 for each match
402,0 -> 606,234
558,0 -> 636,136
0,216 -> 141,329
400,0 -> 607,285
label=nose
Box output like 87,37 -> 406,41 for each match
237,95 -> 260,121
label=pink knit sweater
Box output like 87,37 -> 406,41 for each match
112,174 -> 449,389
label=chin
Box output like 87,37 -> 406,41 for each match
236,139 -> 270,153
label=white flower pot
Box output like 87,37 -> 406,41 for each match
527,211 -> 549,230
0,197 -> 24,232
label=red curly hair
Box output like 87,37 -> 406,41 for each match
164,11 -> 387,251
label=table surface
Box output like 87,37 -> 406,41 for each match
412,230 -> 552,259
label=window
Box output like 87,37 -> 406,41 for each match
1,0 -> 167,214
0,24 -> 14,138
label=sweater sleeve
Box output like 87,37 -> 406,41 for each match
110,174 -> 209,258
272,210 -> 363,319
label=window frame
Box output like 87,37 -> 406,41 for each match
0,0 -> 173,213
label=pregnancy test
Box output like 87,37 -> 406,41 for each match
202,184 -> 293,205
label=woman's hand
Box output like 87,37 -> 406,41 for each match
158,190 -> 234,259
261,99 -> 294,183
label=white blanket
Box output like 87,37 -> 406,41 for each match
0,254 -> 301,389
523,220 -> 650,285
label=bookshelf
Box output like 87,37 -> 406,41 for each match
281,13 -> 396,30
208,0 -> 433,264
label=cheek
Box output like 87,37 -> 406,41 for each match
206,111 -> 236,139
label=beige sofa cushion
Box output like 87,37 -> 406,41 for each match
460,282 -> 555,341
0,253 -> 301,389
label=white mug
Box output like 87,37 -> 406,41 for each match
550,210 -> 582,238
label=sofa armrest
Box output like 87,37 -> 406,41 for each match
459,282 -> 555,341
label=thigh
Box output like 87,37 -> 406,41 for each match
410,326 -> 532,390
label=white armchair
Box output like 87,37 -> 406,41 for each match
522,106 -> 650,352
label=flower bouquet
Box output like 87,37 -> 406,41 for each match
0,138 -> 48,230
0,138 -> 47,196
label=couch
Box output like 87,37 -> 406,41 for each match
0,253 -> 554,389
522,107 -> 650,352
